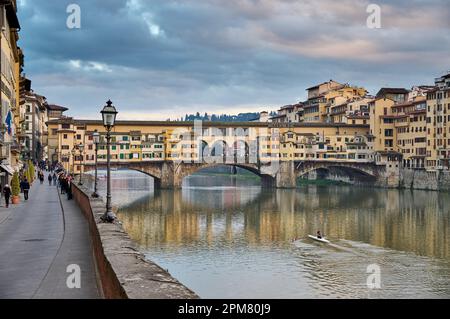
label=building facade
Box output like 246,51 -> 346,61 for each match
19,88 -> 48,162
426,73 -> 450,169
0,0 -> 22,183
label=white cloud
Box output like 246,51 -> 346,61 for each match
126,0 -> 165,38
69,60 -> 82,68
143,13 -> 164,38
68,60 -> 112,73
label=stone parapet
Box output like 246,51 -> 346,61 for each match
71,183 -> 199,299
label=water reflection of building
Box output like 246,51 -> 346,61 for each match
117,178 -> 450,259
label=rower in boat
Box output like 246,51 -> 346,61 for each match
307,232 -> 330,243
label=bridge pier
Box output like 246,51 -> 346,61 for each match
275,161 -> 297,188
160,162 -> 184,189
259,161 -> 297,189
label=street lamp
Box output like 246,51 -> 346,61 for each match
71,148 -> 76,174
92,130 -> 100,198
78,143 -> 84,185
100,100 -> 118,223
55,149 -> 60,166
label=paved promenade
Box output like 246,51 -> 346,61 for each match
0,174 -> 100,299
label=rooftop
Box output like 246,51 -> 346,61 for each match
376,88 -> 410,98
306,80 -> 343,91
47,104 -> 69,111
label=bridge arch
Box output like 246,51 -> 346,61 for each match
125,167 -> 164,188
296,162 -> 378,184
180,162 -> 276,188
84,163 -> 164,188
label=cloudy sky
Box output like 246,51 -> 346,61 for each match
17,0 -> 450,120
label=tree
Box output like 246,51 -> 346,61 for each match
28,160 -> 35,182
11,172 -> 20,197
24,168 -> 30,183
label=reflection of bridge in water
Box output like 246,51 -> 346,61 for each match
116,185 -> 449,260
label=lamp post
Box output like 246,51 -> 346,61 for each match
100,100 -> 118,223
92,130 -> 100,198
78,143 -> 84,185
71,148 -> 76,175
55,149 -> 60,167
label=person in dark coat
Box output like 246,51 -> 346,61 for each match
3,184 -> 11,208
67,178 -> 73,200
20,179 -> 31,200
59,175 -> 65,194
53,173 -> 57,186
48,174 -> 52,186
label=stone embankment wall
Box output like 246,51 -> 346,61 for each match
302,166 -> 450,191
71,184 -> 198,299
400,169 -> 450,191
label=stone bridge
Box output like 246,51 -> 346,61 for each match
295,160 -> 400,187
85,160 -> 296,189
85,159 -> 399,189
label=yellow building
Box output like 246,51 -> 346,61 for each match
301,81 -> 366,123
272,103 -> 304,123
369,88 -> 410,152
369,97 -> 397,152
326,86 -> 367,123
302,80 -> 343,123
0,0 -> 22,182
392,97 -> 427,169
426,73 -> 450,169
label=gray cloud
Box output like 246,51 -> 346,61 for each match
17,0 -> 450,119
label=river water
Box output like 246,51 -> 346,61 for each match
86,170 -> 450,299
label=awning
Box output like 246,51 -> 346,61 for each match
0,164 -> 15,176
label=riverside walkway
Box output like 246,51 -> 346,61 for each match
0,174 -> 100,299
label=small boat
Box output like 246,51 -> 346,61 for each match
308,235 -> 330,244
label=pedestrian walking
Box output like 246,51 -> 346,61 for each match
3,184 -> 11,208
53,173 -> 57,186
39,172 -> 44,185
20,178 -> 30,200
48,174 -> 52,186
60,176 -> 66,194
67,179 -> 73,200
